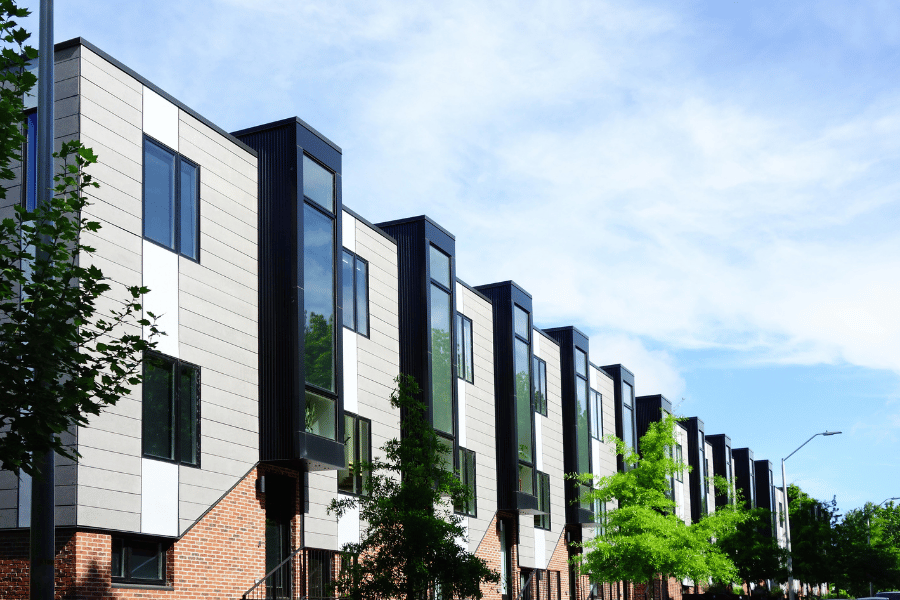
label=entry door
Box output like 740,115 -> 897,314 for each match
265,475 -> 295,599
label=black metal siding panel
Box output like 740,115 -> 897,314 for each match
378,220 -> 427,404
706,433 -> 733,507
475,283 -> 516,511
236,124 -> 297,462
706,433 -> 732,508
754,460 -> 773,511
600,364 -> 635,473
732,448 -> 755,510
685,417 -> 706,523
635,394 -> 671,455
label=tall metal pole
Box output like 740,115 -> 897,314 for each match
30,2 -> 55,600
781,459 -> 794,600
781,431 -> 841,600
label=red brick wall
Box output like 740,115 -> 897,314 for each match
0,465 -> 307,600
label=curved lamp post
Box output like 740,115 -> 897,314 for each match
868,496 -> 900,596
781,431 -> 841,600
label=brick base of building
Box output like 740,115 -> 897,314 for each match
0,464 -> 307,600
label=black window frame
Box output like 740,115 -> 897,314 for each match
513,303 -> 534,496
590,389 -> 602,440
675,443 -> 684,482
455,313 -> 474,384
534,470 -> 551,530
141,352 -> 201,467
532,356 -> 547,417
338,412 -> 371,496
111,536 -> 167,586
142,135 -> 200,262
454,446 -> 477,517
341,249 -> 370,337
302,153 -> 339,440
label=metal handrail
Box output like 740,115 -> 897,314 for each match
242,545 -> 306,599
516,570 -> 537,600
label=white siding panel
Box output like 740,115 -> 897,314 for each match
143,241 -> 179,357
142,88 -> 178,150
141,458 -> 178,536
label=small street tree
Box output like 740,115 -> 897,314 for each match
573,414 -> 747,599
0,1 -> 157,476
329,375 -> 498,600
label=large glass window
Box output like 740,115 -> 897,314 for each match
142,353 -> 199,466
590,389 -> 602,439
575,349 -> 589,475
514,313 -> 533,494
622,381 -> 634,452
303,203 -> 335,393
338,413 -> 371,495
341,250 -> 369,336
455,447 -> 477,517
143,137 -> 199,260
111,537 -> 166,585
533,356 -> 547,417
455,314 -> 473,383
303,155 -> 335,212
698,431 -> 708,514
429,245 -> 451,287
675,444 -> 684,482
305,391 -> 336,440
535,471 -> 551,530
431,285 -> 453,434
23,110 -> 37,211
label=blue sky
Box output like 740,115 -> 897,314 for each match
23,0 -> 900,511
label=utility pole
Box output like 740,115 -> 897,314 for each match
30,2 -> 55,600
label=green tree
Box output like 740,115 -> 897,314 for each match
787,485 -> 836,587
0,2 -> 158,475
717,506 -> 789,590
573,414 -> 747,599
328,375 -> 499,600
831,502 -> 900,596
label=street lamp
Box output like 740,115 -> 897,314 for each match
781,430 -> 842,600
868,496 -> 900,596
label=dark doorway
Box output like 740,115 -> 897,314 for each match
265,475 -> 295,599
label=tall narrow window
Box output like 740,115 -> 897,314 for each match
590,389 -> 602,439
430,246 -> 453,437
341,250 -> 369,336
338,413 -> 371,495
143,137 -> 200,260
534,471 -> 551,530
575,348 -> 590,503
533,356 -> 547,417
698,431 -> 708,514
514,305 -> 533,495
621,381 -> 635,452
23,110 -> 37,211
303,154 -> 337,441
455,447 -> 477,517
455,314 -> 473,383
142,353 -> 200,466
675,444 -> 684,482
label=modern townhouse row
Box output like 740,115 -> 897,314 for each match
0,38 -> 789,600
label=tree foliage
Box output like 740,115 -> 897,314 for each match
0,3 -> 157,475
574,414 -> 747,597
329,375 -> 498,600
786,485 -> 837,586
716,507 -> 789,588
830,501 -> 900,596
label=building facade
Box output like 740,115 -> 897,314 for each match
0,37 -> 788,600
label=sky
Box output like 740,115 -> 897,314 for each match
20,0 -> 900,512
